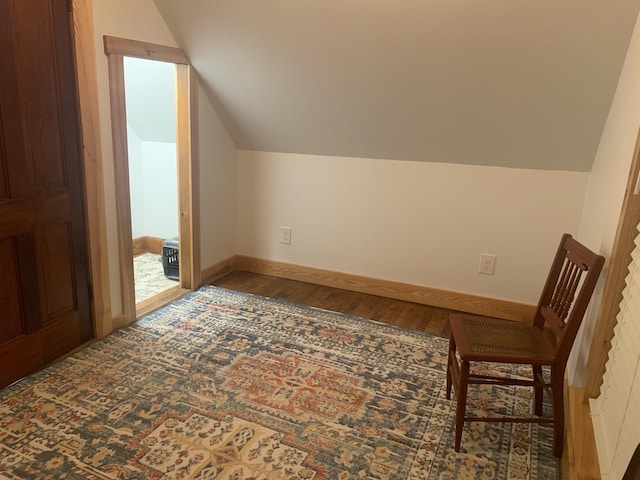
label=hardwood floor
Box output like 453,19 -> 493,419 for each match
212,270 -> 455,337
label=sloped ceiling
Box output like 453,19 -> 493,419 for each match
154,0 -> 640,171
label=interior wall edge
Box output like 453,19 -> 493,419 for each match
200,256 -> 239,286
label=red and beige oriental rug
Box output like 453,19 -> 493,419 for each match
0,286 -> 557,479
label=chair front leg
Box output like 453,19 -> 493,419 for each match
454,359 -> 470,452
446,335 -> 456,399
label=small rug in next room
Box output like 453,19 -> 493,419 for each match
133,252 -> 179,303
0,286 -> 557,479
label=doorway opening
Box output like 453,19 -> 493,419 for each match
104,37 -> 200,326
124,56 -> 180,304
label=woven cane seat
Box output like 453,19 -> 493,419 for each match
452,315 -> 555,362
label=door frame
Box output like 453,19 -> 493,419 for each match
104,36 -> 200,326
72,0 -> 112,339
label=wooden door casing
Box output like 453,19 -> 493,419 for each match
0,0 -> 93,387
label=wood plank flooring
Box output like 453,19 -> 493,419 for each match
212,270 -> 455,337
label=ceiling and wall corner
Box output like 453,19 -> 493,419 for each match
154,0 -> 640,172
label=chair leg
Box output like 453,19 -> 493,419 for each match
551,369 -> 565,457
533,365 -> 543,416
454,360 -> 470,452
446,335 -> 456,400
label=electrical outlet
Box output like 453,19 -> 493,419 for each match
479,253 -> 496,275
280,226 -> 292,245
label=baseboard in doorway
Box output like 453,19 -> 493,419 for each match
132,236 -> 165,256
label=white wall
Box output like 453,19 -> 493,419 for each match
569,11 -> 640,389
130,140 -> 179,240
127,125 -> 145,238
141,141 -> 179,239
128,127 -> 179,240
92,0 -> 237,315
576,10 -> 640,480
237,150 -> 588,304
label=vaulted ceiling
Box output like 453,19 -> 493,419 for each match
154,0 -> 640,171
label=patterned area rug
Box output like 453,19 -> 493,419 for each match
134,253 -> 179,303
0,286 -> 557,479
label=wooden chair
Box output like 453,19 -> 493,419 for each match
446,234 -> 605,457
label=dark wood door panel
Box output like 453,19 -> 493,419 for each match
0,192 -> 71,239
0,237 -> 24,344
15,231 -> 42,334
0,311 -> 89,387
0,0 -> 93,388
0,111 -> 8,201
35,223 -> 77,323
39,311 -> 89,364
0,0 -> 66,198
0,334 -> 41,388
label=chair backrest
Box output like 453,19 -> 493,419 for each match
532,234 -> 605,365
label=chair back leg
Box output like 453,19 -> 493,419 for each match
533,365 -> 544,416
551,368 -> 565,457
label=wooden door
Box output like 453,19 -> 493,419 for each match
0,0 -> 93,388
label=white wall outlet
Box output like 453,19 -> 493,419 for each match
280,226 -> 292,245
479,253 -> 497,275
